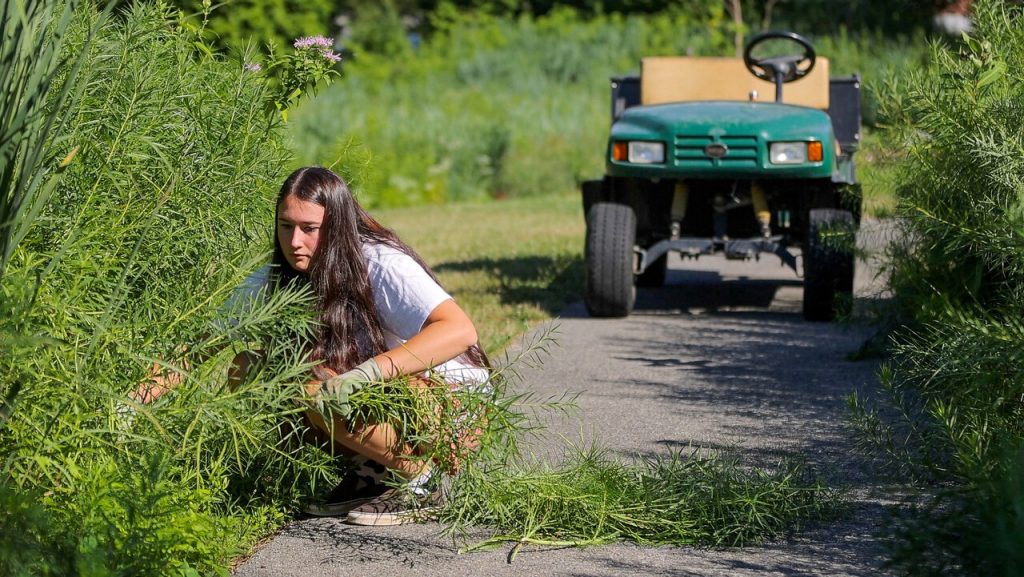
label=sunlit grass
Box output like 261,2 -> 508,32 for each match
374,193 -> 586,353
858,129 -> 902,219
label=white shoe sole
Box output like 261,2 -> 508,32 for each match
345,504 -> 441,526
303,496 -> 377,517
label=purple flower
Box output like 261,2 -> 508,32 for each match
243,62 -> 262,72
322,51 -> 342,63
293,35 -> 333,50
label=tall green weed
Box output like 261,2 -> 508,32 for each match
0,0 -> 81,279
0,3 -> 109,571
848,1 -> 1024,574
0,3 -> 338,573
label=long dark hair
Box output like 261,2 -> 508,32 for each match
271,167 -> 488,374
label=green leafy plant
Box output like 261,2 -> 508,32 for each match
0,0 -> 112,431
263,34 -> 342,120
848,1 -> 1024,574
0,2 -> 340,572
851,0 -> 1024,480
0,0 -> 87,278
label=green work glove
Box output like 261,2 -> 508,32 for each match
113,401 -> 137,441
318,358 -> 384,420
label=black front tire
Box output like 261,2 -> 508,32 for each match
803,208 -> 855,322
585,202 -> 637,317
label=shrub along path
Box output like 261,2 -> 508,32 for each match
236,222 -> 894,577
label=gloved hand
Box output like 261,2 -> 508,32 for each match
316,358 -> 384,420
114,401 -> 137,441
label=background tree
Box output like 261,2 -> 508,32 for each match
175,0 -> 337,51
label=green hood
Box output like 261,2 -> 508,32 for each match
608,101 -> 837,179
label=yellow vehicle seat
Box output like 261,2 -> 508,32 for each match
640,56 -> 830,110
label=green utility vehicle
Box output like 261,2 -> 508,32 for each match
582,31 -> 861,321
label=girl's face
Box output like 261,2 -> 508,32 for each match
277,194 -> 325,273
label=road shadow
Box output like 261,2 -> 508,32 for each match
558,508 -> 891,577
593,308 -> 879,475
635,269 -> 802,315
560,258 -> 804,319
434,254 -> 584,316
276,519 -> 451,568
541,253 -> 891,541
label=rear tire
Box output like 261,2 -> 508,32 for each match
585,202 -> 637,317
803,208 -> 855,321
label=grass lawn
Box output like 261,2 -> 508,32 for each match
858,129 -> 901,218
373,193 -> 586,353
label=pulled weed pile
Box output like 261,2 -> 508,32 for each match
444,446 -> 836,559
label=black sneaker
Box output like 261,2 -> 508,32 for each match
303,469 -> 389,517
344,486 -> 445,526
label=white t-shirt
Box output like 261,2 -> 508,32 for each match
226,243 -> 487,387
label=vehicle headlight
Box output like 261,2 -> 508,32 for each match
613,141 -> 665,164
629,141 -> 664,164
769,142 -> 807,164
768,141 -> 824,164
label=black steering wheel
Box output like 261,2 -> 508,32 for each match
743,31 -> 816,85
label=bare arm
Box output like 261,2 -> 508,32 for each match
130,343 -> 246,404
307,298 -> 479,396
130,363 -> 186,404
372,298 -> 479,380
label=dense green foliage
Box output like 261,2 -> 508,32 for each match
289,8 -> 927,208
0,4 -> 332,574
408,0 -> 949,33
174,0 -> 335,51
0,0 -> 104,568
849,1 -> 1024,575
0,0 -> 87,280
185,0 -> 948,50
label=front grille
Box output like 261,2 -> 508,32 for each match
674,134 -> 759,169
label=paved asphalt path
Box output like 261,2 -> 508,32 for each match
236,222 -> 895,577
